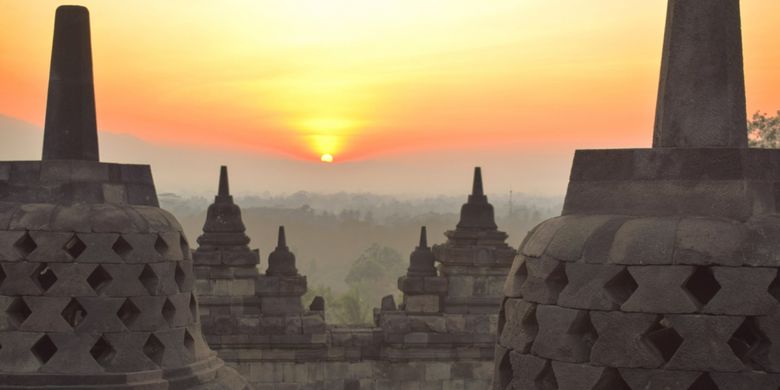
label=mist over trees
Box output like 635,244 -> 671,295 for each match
748,110 -> 780,148
163,191 -> 561,324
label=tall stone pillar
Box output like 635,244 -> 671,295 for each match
0,6 -> 249,389
495,1 -> 780,388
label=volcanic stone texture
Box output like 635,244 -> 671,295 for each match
0,162 -> 250,389
495,211 -> 780,389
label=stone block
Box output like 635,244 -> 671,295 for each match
664,314 -> 744,371
193,250 -> 222,265
100,264 -> 149,296
0,331 -> 47,373
302,314 -> 326,334
520,257 -> 568,304
102,183 -> 128,204
521,216 -> 566,258
405,295 -> 441,313
551,362 -> 631,390
9,204 -> 56,232
558,263 -> 633,310
545,215 -> 612,261
75,296 -> 127,333
125,296 -> 167,331
711,372 -> 780,389
399,276 -> 425,294
498,299 -> 536,353
531,305 -> 596,363
620,368 -> 700,390
85,204 -> 138,233
702,266 -> 776,315
74,232 -> 123,263
674,217 -> 746,266
507,352 -> 553,390
255,275 -> 307,297
120,233 -> 164,263
581,216 -> 630,264
502,257 -> 527,298
0,262 -> 49,295
0,230 -> 25,261
589,311 -> 664,368
39,332 -> 103,374
608,217 -> 678,265
424,276 -> 448,293
27,231 -> 73,262
622,266 -> 698,313
18,296 -> 72,332
261,297 -> 302,315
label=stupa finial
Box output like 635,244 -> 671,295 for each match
418,226 -> 428,248
42,5 -> 99,161
653,0 -> 747,148
472,167 -> 484,197
277,226 -> 287,249
218,165 -> 230,197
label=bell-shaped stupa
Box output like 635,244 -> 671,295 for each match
0,6 -> 250,389
495,1 -> 780,389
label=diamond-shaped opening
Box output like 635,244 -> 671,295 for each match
162,298 -> 176,326
728,317 -> 767,363
87,265 -> 113,294
592,368 -> 630,390
14,231 -> 37,258
174,263 -> 186,292
768,270 -> 780,302
180,235 -> 190,260
0,264 -> 6,288
683,266 -> 721,306
189,293 -> 198,321
533,361 -> 557,390
63,234 -> 86,260
32,263 -> 57,292
139,264 -> 159,295
644,317 -> 683,362
688,373 -> 719,390
112,236 -> 132,259
6,297 -> 32,327
154,235 -> 168,257
568,310 -> 598,348
183,329 -> 195,355
90,336 -> 116,367
61,298 -> 87,328
31,335 -> 57,365
143,334 -> 165,366
117,298 -> 141,328
545,261 -> 568,295
604,268 -> 638,305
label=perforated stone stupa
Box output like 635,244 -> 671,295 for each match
0,6 -> 249,389
495,1 -> 780,389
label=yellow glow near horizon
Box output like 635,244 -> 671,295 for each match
320,153 -> 334,163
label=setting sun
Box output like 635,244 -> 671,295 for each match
320,153 -> 334,163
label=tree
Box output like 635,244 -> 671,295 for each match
748,110 -> 780,148
330,287 -> 372,325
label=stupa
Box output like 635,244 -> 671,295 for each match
0,6 -> 249,389
193,166 -> 261,335
495,1 -> 780,389
434,167 -> 517,314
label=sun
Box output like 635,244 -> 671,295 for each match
320,153 -> 334,163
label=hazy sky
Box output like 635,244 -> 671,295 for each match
1,1 -> 779,196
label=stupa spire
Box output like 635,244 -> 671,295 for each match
218,165 -> 230,197
653,0 -> 747,148
277,226 -> 287,248
418,226 -> 428,248
471,167 -> 484,197
42,5 -> 99,161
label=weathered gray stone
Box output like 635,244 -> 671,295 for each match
589,311 -> 664,368
622,266 -> 698,313
531,305 -> 596,363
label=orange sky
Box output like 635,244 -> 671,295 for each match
1,1 -> 780,165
